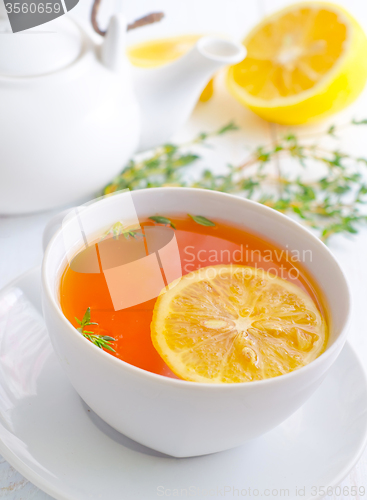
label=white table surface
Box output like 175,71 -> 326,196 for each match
1,0 -> 367,498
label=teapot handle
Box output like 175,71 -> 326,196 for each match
91,0 -> 164,37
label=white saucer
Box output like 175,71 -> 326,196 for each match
0,267 -> 367,500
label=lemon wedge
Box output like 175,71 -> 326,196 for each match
127,35 -> 201,68
227,2 -> 367,124
151,265 -> 327,383
127,35 -> 214,102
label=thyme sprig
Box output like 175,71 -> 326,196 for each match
188,215 -> 216,227
104,122 -> 238,193
148,214 -> 216,228
103,120 -> 367,242
82,333 -> 117,353
149,215 -> 176,229
102,221 -> 144,240
75,308 -> 117,353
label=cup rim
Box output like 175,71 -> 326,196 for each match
42,187 -> 352,389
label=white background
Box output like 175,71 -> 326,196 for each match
1,0 -> 367,498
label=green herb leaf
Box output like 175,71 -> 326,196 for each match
327,125 -> 336,136
75,308 -> 117,353
102,221 -> 144,241
83,307 -> 91,324
217,121 -> 239,135
352,118 -> 367,125
188,214 -> 216,227
149,216 -> 176,229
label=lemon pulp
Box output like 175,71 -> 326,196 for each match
227,2 -> 367,124
151,265 -> 328,383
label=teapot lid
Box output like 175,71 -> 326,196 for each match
0,11 -> 84,77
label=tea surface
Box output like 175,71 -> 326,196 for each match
60,216 -> 327,380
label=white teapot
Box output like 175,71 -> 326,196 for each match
0,8 -> 245,213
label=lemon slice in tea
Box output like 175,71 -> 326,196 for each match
151,265 -> 327,383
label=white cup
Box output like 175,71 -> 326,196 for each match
42,188 -> 351,457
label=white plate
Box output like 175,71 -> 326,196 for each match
0,267 -> 366,500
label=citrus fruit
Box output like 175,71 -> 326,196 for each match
151,265 -> 327,383
127,36 -> 214,102
127,35 -> 201,68
227,2 -> 367,125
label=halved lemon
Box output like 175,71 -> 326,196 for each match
127,36 -> 214,102
151,265 -> 327,383
227,2 -> 367,124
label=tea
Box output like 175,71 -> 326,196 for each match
59,214 -> 328,381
